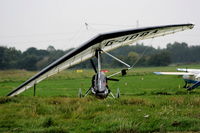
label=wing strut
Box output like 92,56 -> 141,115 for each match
100,50 -> 131,78
33,84 -> 36,96
97,50 -> 102,90
103,50 -> 131,68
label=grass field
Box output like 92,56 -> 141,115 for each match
0,65 -> 200,132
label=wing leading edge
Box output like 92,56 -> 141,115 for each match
177,68 -> 200,74
7,23 -> 194,97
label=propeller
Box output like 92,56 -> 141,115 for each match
106,78 -> 119,81
90,59 -> 97,73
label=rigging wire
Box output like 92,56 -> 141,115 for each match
66,25 -> 85,49
40,25 -> 85,69
131,38 -> 154,68
87,22 -> 138,28
84,22 -> 141,35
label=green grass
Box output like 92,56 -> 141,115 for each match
0,65 -> 200,132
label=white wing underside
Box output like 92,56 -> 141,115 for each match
154,72 -> 194,76
8,24 -> 194,96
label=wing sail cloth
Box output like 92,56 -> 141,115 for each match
7,23 -> 194,97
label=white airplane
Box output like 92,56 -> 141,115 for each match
154,68 -> 200,90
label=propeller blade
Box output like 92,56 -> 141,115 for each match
107,78 -> 119,81
90,59 -> 97,73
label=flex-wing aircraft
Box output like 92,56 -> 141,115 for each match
7,23 -> 194,98
154,68 -> 200,90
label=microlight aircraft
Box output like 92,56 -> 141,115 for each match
154,68 -> 200,90
7,23 -> 194,98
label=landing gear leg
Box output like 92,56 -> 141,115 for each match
84,88 -> 91,97
78,88 -> 92,98
116,88 -> 120,98
183,81 -> 188,88
110,92 -> 115,98
78,88 -> 83,98
33,84 -> 36,96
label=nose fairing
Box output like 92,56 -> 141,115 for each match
92,72 -> 110,98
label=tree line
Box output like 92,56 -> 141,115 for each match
0,42 -> 200,71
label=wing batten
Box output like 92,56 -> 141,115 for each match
7,23 -> 194,97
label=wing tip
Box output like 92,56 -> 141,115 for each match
189,23 -> 195,29
185,22 -> 195,29
153,72 -> 161,75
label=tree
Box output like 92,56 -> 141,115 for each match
47,45 -> 56,52
0,46 -> 21,69
19,55 -> 39,71
166,42 -> 189,63
126,52 -> 139,65
6,47 -> 22,69
1,42 -> 200,70
148,51 -> 171,66
0,46 -> 7,69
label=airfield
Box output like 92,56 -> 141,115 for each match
1,65 -> 200,132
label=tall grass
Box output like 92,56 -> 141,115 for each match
1,66 -> 200,132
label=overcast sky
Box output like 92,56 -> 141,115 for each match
0,0 -> 199,51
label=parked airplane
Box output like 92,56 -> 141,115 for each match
7,23 -> 194,98
154,68 -> 200,90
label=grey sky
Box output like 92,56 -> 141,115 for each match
0,0 -> 199,51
